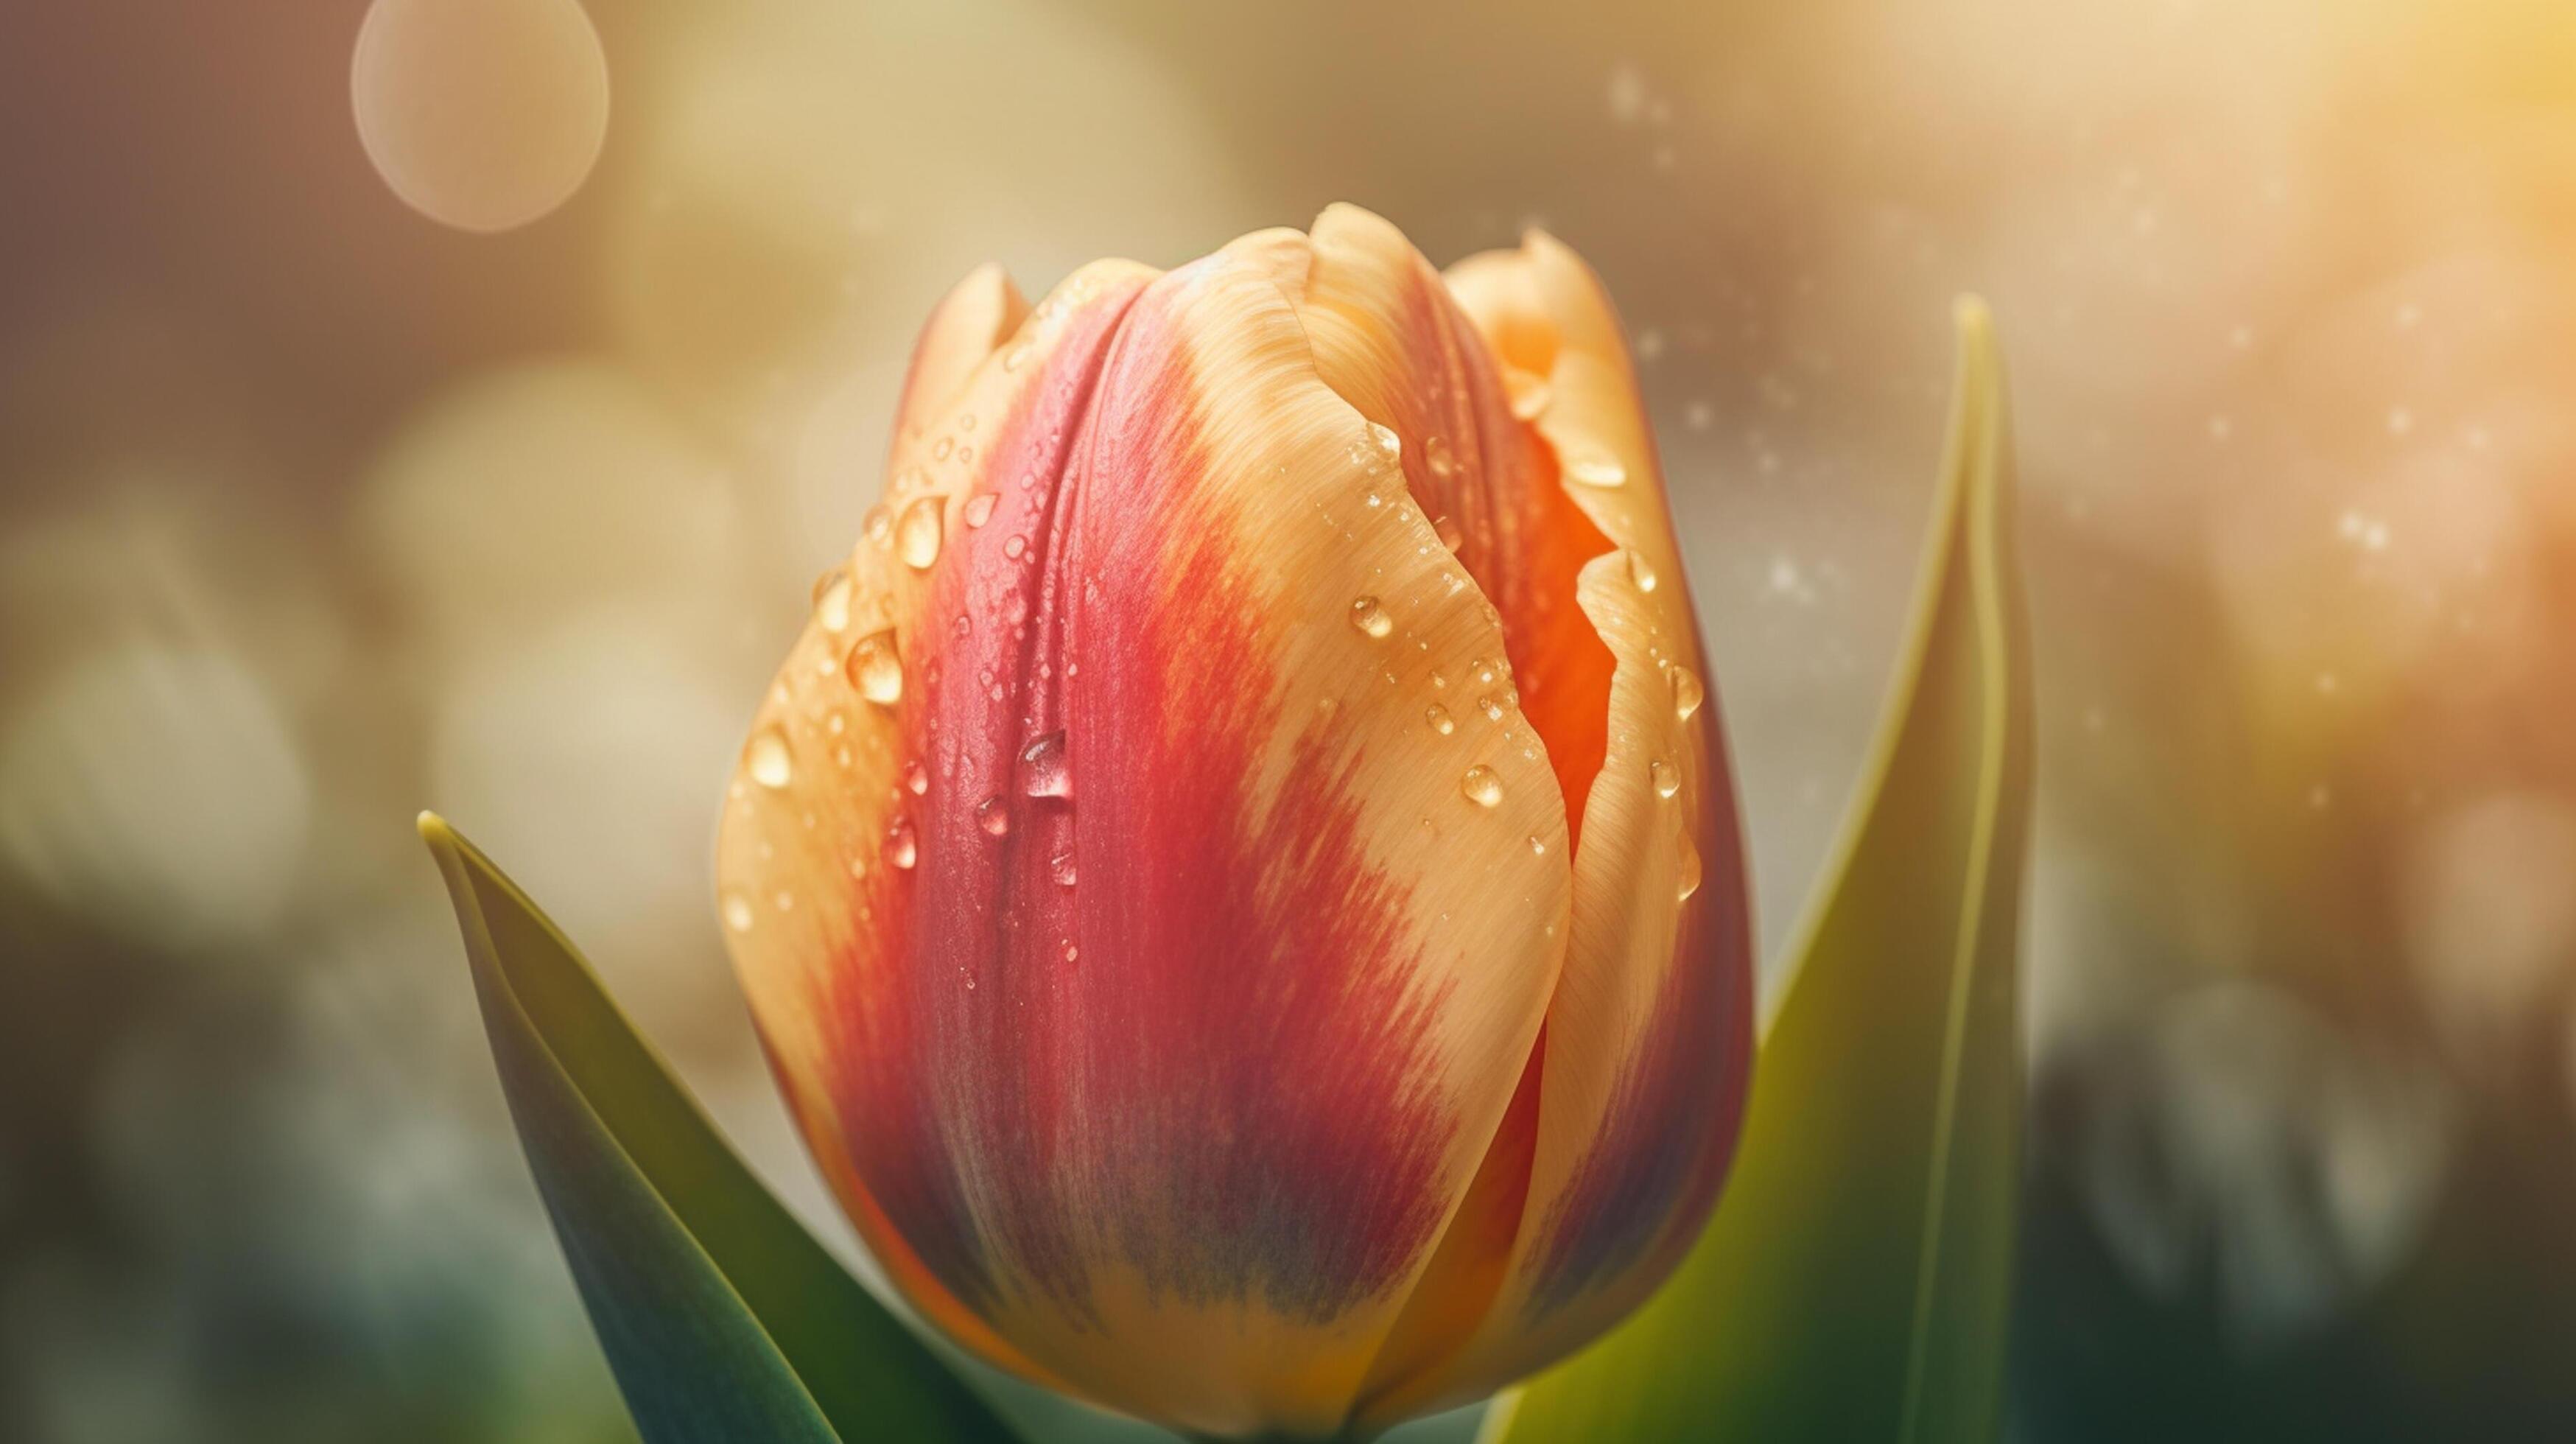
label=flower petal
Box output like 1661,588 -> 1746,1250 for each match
1358,234 -> 1757,1420
1293,205 -> 1617,841
721,232 -> 1572,1435
718,257 -> 1153,1398
891,262 -> 1030,455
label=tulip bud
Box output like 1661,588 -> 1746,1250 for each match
717,206 -> 1752,1439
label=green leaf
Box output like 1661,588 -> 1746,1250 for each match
1483,298 -> 2033,1444
420,815 -> 1022,1444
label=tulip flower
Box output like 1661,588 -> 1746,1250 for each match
713,205 -> 1753,1440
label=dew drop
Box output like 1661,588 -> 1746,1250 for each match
1528,834 -> 1547,856
1503,368 -> 1551,420
932,435 -> 954,462
1651,759 -> 1681,799
846,629 -> 904,706
1461,765 -> 1504,808
1677,835 -> 1703,902
1426,703 -> 1456,736
1564,453 -> 1628,488
861,505 -> 893,548
1367,421 -> 1402,465
813,568 -> 854,631
1425,434 -> 1457,480
1062,941 -> 1080,964
976,794 -> 1012,837
964,492 -> 997,528
722,889 -> 756,932
1050,848 -> 1078,887
1019,730 -> 1071,797
1628,550 -> 1660,593
747,728 -> 793,788
1671,666 -> 1705,721
1003,534 -> 1028,560
883,818 -> 919,870
1433,513 -> 1465,552
1350,595 -> 1393,639
897,496 -> 944,570
902,758 -> 929,796
1002,343 -> 1031,372
1479,694 -> 1506,723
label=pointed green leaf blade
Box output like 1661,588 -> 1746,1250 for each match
422,815 -> 1021,1444
1485,299 -> 2032,1443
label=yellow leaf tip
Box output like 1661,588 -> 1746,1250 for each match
1952,294 -> 1995,342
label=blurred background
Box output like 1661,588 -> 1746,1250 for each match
4,0 -> 2575,1439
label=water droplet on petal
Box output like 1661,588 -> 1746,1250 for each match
1425,434 -> 1457,480
1369,421 -> 1402,463
1425,704 -> 1455,736
1002,343 -> 1031,372
813,568 -> 853,631
883,819 -> 919,869
1350,595 -> 1393,639
846,629 -> 903,706
1479,694 -> 1506,723
1461,765 -> 1503,808
897,496 -> 944,570
1628,550 -> 1659,592
1019,730 -> 1071,797
902,759 -> 929,796
1433,513 -> 1465,552
1503,368 -> 1551,420
722,889 -> 756,932
748,728 -> 793,788
1050,848 -> 1078,887
976,794 -> 1012,837
932,435 -> 954,462
1528,834 -> 1547,856
964,492 -> 997,528
1564,453 -> 1627,488
1671,666 -> 1705,721
1677,835 -> 1702,902
861,505 -> 893,548
1651,759 -> 1680,799
1003,534 -> 1028,561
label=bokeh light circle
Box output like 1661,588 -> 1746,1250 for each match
351,0 -> 610,233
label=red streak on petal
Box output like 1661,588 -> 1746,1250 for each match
821,262 -> 1461,1331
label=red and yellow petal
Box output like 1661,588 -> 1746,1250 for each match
1354,231 -> 1757,1423
720,257 -> 1154,1395
720,233 -> 1572,1435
